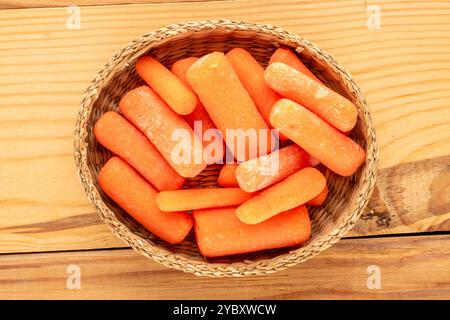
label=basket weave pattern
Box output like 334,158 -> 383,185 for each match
74,20 -> 378,277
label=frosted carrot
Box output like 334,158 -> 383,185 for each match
98,157 -> 193,244
235,145 -> 315,192
265,62 -> 357,132
269,47 -> 323,84
307,185 -> 328,206
187,51 -> 274,162
194,206 -> 310,258
94,111 -> 185,191
172,57 -> 224,164
156,188 -> 253,212
136,56 -> 197,115
270,99 -> 366,176
119,85 -> 206,178
217,164 -> 239,187
236,167 -> 325,224
226,48 -> 285,140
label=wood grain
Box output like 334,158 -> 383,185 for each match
0,235 -> 449,299
0,0 -> 206,10
349,155 -> 450,236
1,0 -> 449,254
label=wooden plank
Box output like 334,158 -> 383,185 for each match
0,0 -> 206,10
0,234 -> 449,299
349,155 -> 450,236
0,0 -> 449,254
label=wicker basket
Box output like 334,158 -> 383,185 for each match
74,20 -> 378,277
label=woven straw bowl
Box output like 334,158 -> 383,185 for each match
74,20 -> 378,277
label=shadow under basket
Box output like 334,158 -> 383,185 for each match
74,20 -> 378,277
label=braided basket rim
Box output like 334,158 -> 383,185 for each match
74,19 -> 378,277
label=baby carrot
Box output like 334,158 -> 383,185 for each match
187,51 -> 274,162
236,167 -> 326,224
235,144 -> 314,192
269,47 -> 323,84
171,57 -> 216,132
193,206 -> 311,258
119,85 -> 206,178
98,157 -> 193,244
265,62 -> 357,132
270,99 -> 366,176
136,56 -> 197,115
172,57 -> 224,164
217,164 -> 239,187
171,57 -> 199,89
156,188 -> 253,212
94,111 -> 185,191
307,185 -> 328,206
226,48 -> 285,140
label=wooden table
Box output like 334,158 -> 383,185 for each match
1,0 -> 449,299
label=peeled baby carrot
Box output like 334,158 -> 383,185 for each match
270,99 -> 366,176
226,48 -> 285,140
236,167 -> 325,224
172,57 -> 224,164
136,56 -> 197,115
265,62 -> 357,132
269,47 -> 323,84
171,57 -> 199,88
98,157 -> 193,244
235,144 -> 314,192
193,205 -> 310,258
156,188 -> 253,212
94,111 -> 185,191
307,185 -> 328,206
187,51 -> 274,162
119,85 -> 206,178
217,164 -> 239,187
171,57 -> 216,131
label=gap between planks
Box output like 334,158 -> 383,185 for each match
0,228 -> 448,258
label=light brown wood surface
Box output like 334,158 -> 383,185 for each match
1,234 -> 449,299
1,0 -> 449,254
0,0 -> 202,10
0,0 -> 449,299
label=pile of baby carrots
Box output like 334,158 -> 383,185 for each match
95,46 -> 366,258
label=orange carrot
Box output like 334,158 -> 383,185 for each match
235,145 -> 315,192
98,157 -> 193,244
156,188 -> 253,212
171,57 -> 199,89
171,57 -> 216,131
172,57 -> 224,164
187,51 -> 274,162
217,164 -> 239,187
307,185 -> 328,206
94,111 -> 185,191
119,85 -> 206,178
226,48 -> 286,140
236,167 -> 326,224
270,99 -> 366,176
265,62 -> 357,132
136,56 -> 197,115
269,47 -> 323,84
193,205 -> 310,258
